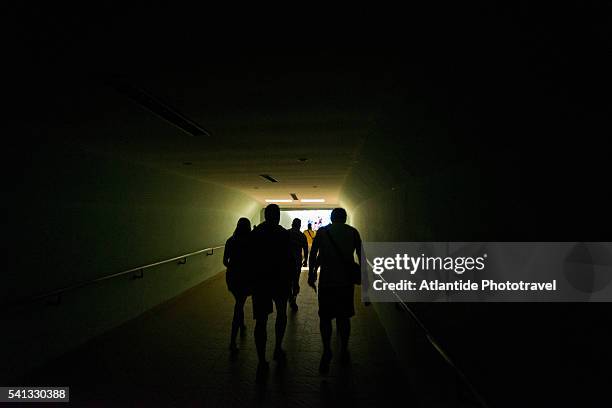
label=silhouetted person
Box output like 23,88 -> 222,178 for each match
288,218 -> 308,311
223,217 -> 253,353
251,204 -> 293,376
303,222 -> 316,252
308,208 -> 362,374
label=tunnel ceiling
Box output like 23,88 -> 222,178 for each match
15,5 -> 609,210
38,51 -> 395,207
111,63 -> 373,206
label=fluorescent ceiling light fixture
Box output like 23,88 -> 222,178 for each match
260,174 -> 279,182
107,76 -> 211,137
265,199 -> 294,203
300,199 -> 325,203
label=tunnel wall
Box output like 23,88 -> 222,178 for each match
338,88 -> 611,405
4,145 -> 260,381
340,159 -> 487,404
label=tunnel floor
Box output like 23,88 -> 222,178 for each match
21,271 -> 412,407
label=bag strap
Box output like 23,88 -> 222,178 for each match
323,227 -> 352,264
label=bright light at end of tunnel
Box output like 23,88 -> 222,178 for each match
300,199 -> 325,203
265,199 -> 294,203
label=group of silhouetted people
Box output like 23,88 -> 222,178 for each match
222,204 -> 362,378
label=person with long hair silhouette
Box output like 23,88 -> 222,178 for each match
223,217 -> 253,353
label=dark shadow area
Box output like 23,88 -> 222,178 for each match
16,273 -> 429,407
4,3 -> 612,407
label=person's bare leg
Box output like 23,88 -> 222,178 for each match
319,317 -> 333,373
229,294 -> 246,351
273,298 -> 287,360
337,317 -> 351,363
320,318 -> 332,352
254,316 -> 268,363
237,294 -> 247,336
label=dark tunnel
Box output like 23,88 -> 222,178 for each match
3,4 -> 612,407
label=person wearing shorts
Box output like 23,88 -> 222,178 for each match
308,208 -> 362,374
250,204 -> 293,377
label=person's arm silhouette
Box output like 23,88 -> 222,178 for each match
308,233 -> 320,292
301,234 -> 309,267
354,230 -> 362,266
353,230 -> 371,306
223,238 -> 232,268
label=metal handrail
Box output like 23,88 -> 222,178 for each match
364,257 -> 489,408
7,245 -> 225,308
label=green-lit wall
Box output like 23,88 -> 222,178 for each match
3,145 -> 260,382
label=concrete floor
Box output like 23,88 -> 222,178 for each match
20,270 -> 412,407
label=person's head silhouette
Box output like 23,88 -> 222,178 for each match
330,208 -> 347,224
292,218 -> 301,230
307,223 -> 312,230
264,204 -> 281,225
233,217 -> 251,238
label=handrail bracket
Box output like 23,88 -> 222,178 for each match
132,269 -> 144,280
